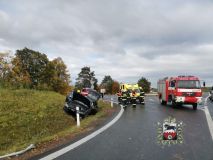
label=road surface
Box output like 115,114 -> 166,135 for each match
39,94 -> 213,160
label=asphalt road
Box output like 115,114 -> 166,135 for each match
42,94 -> 213,160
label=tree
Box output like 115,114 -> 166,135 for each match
137,77 -> 151,93
100,75 -> 113,94
0,52 -> 12,87
11,47 -> 49,88
101,75 -> 113,84
42,57 -> 71,94
111,81 -> 120,94
75,66 -> 98,90
3,47 -> 72,94
90,71 -> 98,90
9,56 -> 31,88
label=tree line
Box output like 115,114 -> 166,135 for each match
0,47 -> 151,95
0,48 -> 71,95
75,67 -> 151,94
75,69 -> 120,94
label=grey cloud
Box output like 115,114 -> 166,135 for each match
0,0 -> 213,86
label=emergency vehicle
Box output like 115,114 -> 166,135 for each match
118,83 -> 145,105
157,76 -> 202,110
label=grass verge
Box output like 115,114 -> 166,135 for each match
0,89 -> 113,156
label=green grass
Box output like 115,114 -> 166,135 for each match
202,87 -> 212,93
0,89 -> 111,155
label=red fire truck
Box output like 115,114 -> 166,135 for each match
157,76 -> 202,110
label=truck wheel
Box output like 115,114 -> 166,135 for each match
160,99 -> 167,105
193,103 -> 197,110
132,104 -> 136,108
177,103 -> 182,107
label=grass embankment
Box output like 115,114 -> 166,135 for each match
202,87 -> 212,93
0,89 -> 112,156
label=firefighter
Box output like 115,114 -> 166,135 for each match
117,91 -> 122,104
121,91 -> 128,107
139,87 -> 145,104
127,89 -> 131,104
131,90 -> 137,107
210,86 -> 213,102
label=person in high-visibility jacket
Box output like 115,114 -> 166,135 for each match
117,91 -> 122,104
126,89 -> 131,104
121,91 -> 128,107
131,90 -> 137,107
139,87 -> 145,104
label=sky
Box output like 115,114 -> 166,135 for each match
0,0 -> 213,87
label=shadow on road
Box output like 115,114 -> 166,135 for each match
159,103 -> 201,113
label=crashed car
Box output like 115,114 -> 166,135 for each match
64,90 -> 101,118
209,88 -> 213,102
81,88 -> 92,96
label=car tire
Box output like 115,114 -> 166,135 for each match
160,98 -> 167,105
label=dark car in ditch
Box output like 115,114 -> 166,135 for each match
64,89 -> 101,119
209,87 -> 213,102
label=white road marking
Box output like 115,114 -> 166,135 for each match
203,96 -> 213,141
39,104 -> 124,160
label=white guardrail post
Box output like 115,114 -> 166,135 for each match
76,106 -> 80,127
111,97 -> 113,107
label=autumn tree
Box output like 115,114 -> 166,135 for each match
43,57 -> 71,94
1,47 -> 72,94
10,48 -> 49,88
9,55 -> 31,88
100,76 -> 119,94
111,81 -> 120,94
0,51 -> 12,87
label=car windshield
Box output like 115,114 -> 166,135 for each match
177,80 -> 201,89
87,90 -> 100,101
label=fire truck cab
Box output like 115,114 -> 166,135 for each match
157,76 -> 202,110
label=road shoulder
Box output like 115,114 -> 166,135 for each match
11,103 -> 121,160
